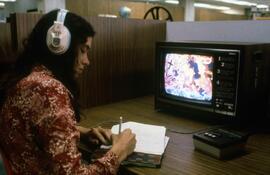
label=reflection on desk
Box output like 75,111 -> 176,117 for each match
80,96 -> 270,175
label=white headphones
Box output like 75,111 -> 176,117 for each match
46,9 -> 71,55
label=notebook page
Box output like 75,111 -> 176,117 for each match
111,122 -> 166,155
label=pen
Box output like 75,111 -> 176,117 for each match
119,116 -> 122,134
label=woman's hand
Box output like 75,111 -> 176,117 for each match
77,126 -> 112,146
109,129 -> 136,163
77,126 -> 136,162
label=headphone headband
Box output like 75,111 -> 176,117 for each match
56,9 -> 68,24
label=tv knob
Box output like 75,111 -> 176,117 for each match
221,62 -> 225,67
227,104 -> 233,110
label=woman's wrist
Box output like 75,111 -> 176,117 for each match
109,145 -> 127,163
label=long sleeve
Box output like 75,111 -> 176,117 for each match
0,66 -> 120,175
32,82 -> 120,175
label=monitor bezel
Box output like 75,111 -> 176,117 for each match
155,42 -> 242,119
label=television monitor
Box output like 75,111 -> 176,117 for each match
155,41 -> 270,122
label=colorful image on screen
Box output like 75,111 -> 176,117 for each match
164,53 -> 213,101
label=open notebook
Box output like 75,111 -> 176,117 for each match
99,122 -> 170,167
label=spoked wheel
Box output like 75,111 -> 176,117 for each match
143,6 -> 173,21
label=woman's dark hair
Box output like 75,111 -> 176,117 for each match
0,9 -> 95,121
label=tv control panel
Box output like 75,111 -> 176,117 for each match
213,51 -> 240,116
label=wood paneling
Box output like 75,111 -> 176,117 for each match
66,0 -> 247,22
0,23 -> 15,85
0,23 -> 13,63
66,0 -> 185,21
10,13 -> 42,52
196,8 -> 247,21
78,17 -> 166,107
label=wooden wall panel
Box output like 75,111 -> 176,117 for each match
66,0 -> 248,21
0,23 -> 13,63
10,13 -> 42,52
65,0 -> 88,17
10,13 -> 166,108
79,17 -> 166,107
0,23 -> 14,83
196,8 -> 247,21
66,0 -> 185,21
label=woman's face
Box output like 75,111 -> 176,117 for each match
74,37 -> 92,78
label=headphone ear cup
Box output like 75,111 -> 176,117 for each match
46,24 -> 71,55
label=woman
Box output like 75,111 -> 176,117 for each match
0,9 -> 136,175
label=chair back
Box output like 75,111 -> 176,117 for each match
0,148 -> 13,175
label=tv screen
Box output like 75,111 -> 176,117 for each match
164,53 -> 213,103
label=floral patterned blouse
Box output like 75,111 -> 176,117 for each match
0,65 -> 119,175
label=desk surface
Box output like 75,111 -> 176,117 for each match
80,96 -> 270,175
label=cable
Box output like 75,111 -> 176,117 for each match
80,114 -> 230,135
166,124 -> 229,135
88,121 -> 227,135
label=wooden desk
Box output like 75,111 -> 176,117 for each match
80,96 -> 270,175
